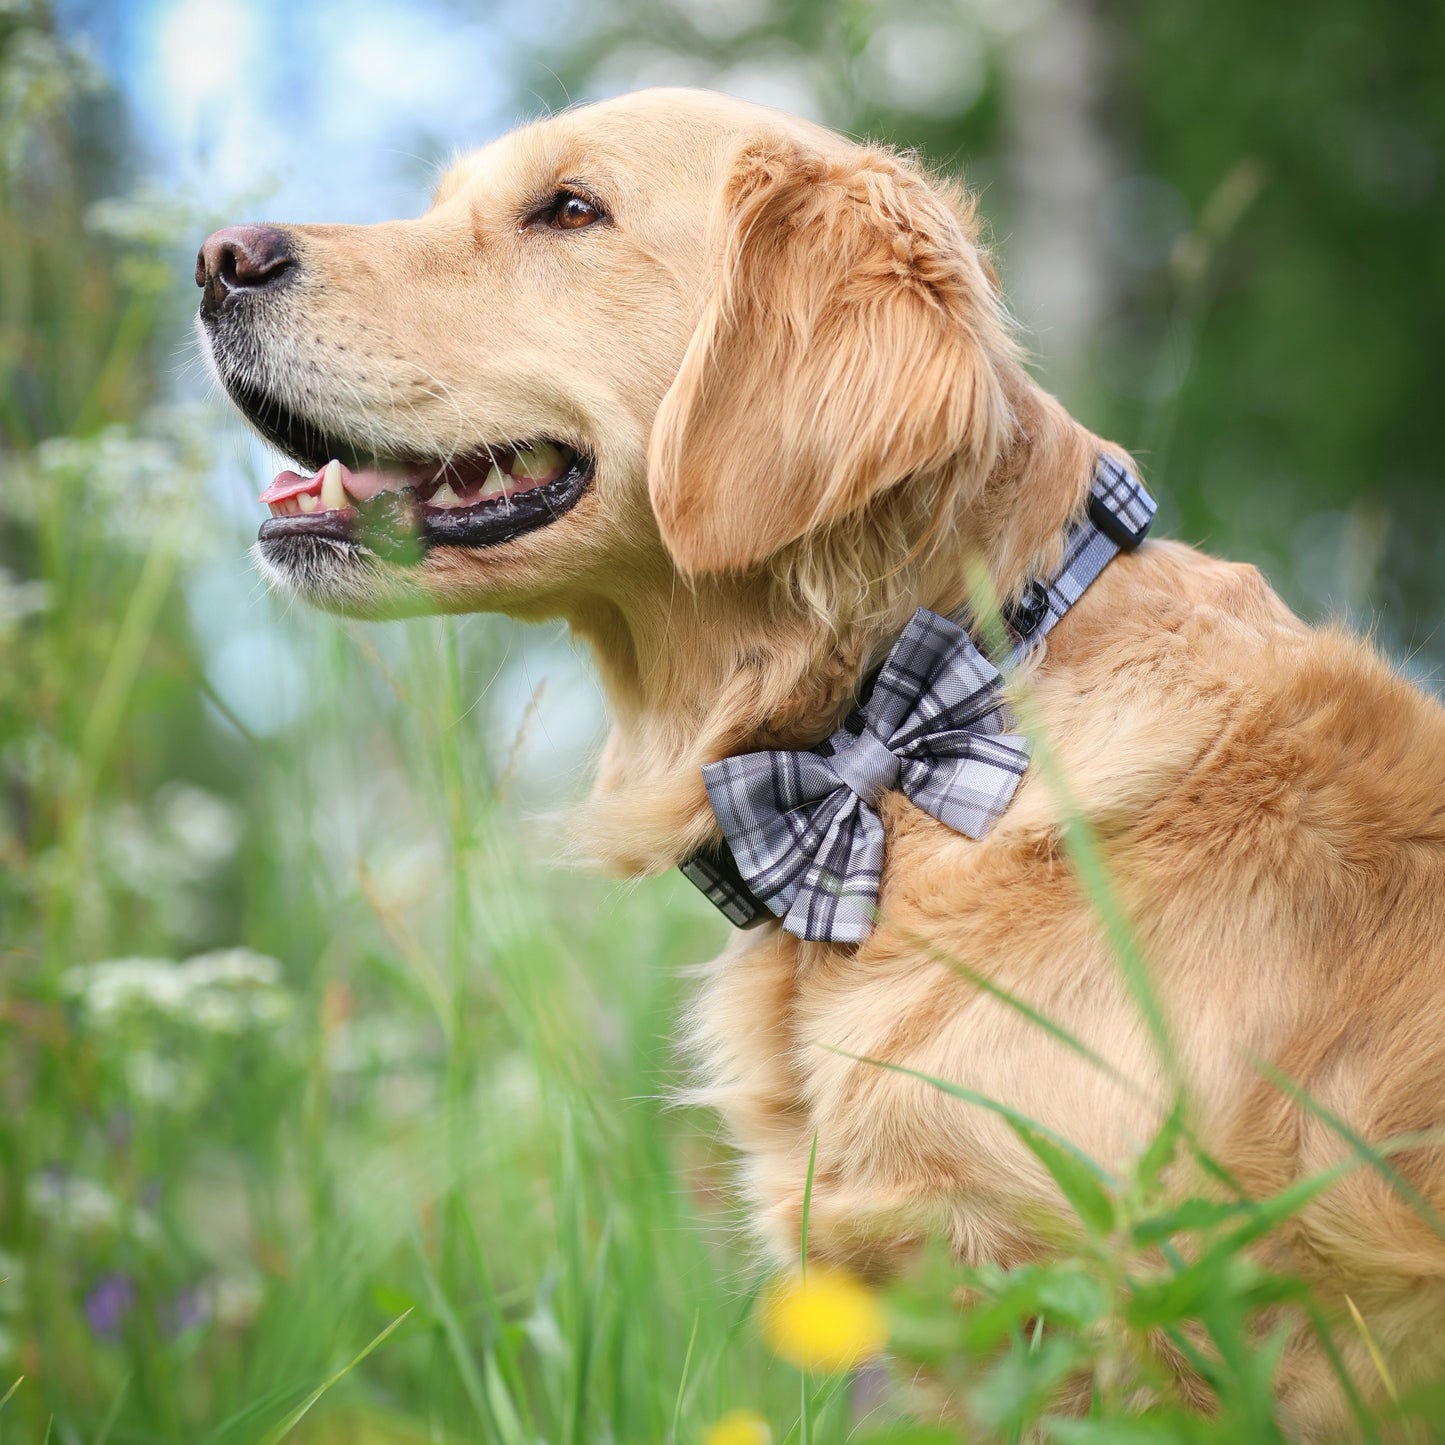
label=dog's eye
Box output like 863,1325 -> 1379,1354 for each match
550,190 -> 604,231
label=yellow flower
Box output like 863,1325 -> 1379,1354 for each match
702,1408 -> 773,1445
759,1266 -> 888,1373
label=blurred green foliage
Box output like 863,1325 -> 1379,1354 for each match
1115,0 -> 1445,646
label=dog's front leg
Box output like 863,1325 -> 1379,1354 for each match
684,928 -> 941,1278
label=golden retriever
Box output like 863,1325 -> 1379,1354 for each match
196,88 -> 1445,1436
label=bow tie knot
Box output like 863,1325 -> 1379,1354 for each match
829,727 -> 902,806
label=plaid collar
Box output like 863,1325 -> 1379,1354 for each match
679,456 -> 1157,940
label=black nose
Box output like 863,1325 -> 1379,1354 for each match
195,224 -> 295,317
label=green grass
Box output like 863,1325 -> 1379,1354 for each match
5,9 -> 1445,1443
2,505 -> 805,1443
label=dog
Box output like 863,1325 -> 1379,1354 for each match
196,88 -> 1445,1436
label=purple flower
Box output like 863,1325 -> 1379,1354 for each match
160,1282 -> 212,1337
84,1270 -> 135,1338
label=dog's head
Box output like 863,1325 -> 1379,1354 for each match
199,88 -> 1023,630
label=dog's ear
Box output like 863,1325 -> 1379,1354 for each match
648,135 -> 1015,574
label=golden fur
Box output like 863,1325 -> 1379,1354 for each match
216,89 -> 1445,1437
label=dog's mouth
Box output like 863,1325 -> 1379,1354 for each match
241,385 -> 593,561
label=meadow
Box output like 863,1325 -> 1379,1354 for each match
3,3 -> 1445,1441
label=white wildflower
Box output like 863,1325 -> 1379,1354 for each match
377,1071 -> 436,1122
26,412 -> 210,548
366,834 -> 446,912
87,179 -> 221,252
181,948 -> 281,991
188,991 -> 248,1034
99,784 -> 242,900
63,949 -> 290,1034
0,565 -> 47,625
61,957 -> 190,1023
212,1270 -> 264,1329
26,1173 -> 118,1233
101,802 -> 175,894
26,1174 -> 162,1246
156,783 -> 241,873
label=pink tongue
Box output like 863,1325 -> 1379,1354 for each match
257,460 -> 409,506
259,469 -> 321,505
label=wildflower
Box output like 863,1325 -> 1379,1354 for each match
155,783 -> 242,876
213,1269 -> 264,1329
61,948 -> 290,1035
0,565 -> 48,625
703,1409 -> 772,1445
182,947 -> 282,991
27,1170 -> 120,1233
160,1283 -> 212,1338
84,1271 -> 135,1338
26,1171 -> 160,1245
61,957 -> 189,1023
760,1266 -> 888,1373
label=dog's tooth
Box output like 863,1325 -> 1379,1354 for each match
320,459 -> 347,512
480,465 -> 508,499
510,442 -> 562,480
429,481 -> 462,507
298,492 -> 320,513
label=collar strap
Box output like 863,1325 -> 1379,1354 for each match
680,456 -> 1156,930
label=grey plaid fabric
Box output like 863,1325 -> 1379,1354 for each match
685,456 -> 1156,941
704,610 -> 1031,941
678,842 -> 767,928
1004,454 -> 1156,655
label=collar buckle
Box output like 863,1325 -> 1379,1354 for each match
1086,459 -> 1157,551
1003,579 -> 1050,639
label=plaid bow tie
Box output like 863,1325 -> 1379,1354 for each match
703,611 -> 1030,942
680,455 -> 1157,941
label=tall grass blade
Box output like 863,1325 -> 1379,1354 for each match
91,1374 -> 129,1445
1254,1059 -> 1445,1240
825,1047 -> 1116,1187
800,1131 -> 819,1279
906,933 -> 1147,1100
412,1217 -> 496,1426
459,1202 -> 537,1435
1345,1296 -> 1399,1405
1012,1128 -> 1116,1238
483,1352 -> 532,1445
1306,1300 -> 1383,1445
253,1310 -> 411,1445
962,560 -> 1176,1079
670,1311 -> 699,1445
1135,1095 -> 1185,1189
1206,1160 -> 1357,1259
